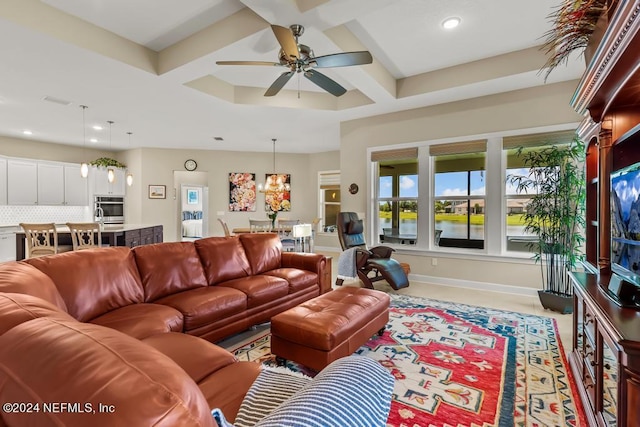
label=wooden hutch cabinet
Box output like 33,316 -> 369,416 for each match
569,1 -> 640,426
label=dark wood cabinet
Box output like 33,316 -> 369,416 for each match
124,230 -> 140,248
571,3 -> 640,424
570,272 -> 640,427
153,226 -> 163,244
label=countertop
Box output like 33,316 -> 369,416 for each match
6,224 -> 161,234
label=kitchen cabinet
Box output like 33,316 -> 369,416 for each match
0,229 -> 16,263
37,163 -> 64,205
63,164 -> 88,205
153,226 -> 163,243
5,160 -> 87,206
7,159 -> 37,205
124,229 -> 140,248
92,167 -> 125,196
0,158 -> 7,205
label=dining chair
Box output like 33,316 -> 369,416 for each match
217,218 -> 233,237
66,222 -> 102,251
19,223 -> 58,258
249,219 -> 273,233
277,219 -> 299,251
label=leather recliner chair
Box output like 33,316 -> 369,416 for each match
336,212 -> 409,290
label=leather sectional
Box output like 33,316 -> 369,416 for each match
0,233 -> 330,426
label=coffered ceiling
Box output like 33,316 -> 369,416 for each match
0,0 -> 584,153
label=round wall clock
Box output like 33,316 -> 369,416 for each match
349,183 -> 359,194
184,159 -> 197,171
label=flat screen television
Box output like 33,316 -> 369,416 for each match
610,161 -> 640,286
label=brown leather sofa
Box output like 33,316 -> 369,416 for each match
0,233 -> 330,426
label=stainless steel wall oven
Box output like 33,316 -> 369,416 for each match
94,196 -> 125,224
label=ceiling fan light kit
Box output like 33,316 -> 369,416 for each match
216,24 -> 373,97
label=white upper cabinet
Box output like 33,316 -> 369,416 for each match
63,164 -> 88,205
3,159 -> 89,206
7,159 -> 38,205
91,166 -> 126,196
0,158 -> 7,205
37,162 -> 65,205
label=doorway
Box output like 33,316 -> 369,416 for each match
174,171 -> 209,242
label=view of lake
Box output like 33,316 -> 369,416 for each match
379,218 -> 530,239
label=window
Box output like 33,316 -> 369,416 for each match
431,141 -> 486,249
503,131 -> 575,253
319,171 -> 340,232
373,149 -> 418,246
367,126 -> 577,257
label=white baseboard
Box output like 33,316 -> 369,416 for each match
408,273 -> 540,297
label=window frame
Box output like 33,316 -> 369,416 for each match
366,124 -> 580,259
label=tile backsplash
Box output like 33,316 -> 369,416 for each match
0,205 -> 91,226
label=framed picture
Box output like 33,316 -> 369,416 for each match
187,189 -> 199,205
229,172 -> 257,211
264,173 -> 291,212
148,185 -> 166,199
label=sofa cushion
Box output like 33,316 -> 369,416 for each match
195,237 -> 251,285
238,234 -> 281,275
0,293 -> 74,335
219,275 -> 289,309
0,317 -> 216,427
198,362 -> 262,424
142,333 -> 238,383
263,268 -> 318,293
156,286 -> 247,331
0,262 -> 67,311
25,247 -> 144,322
134,242 -> 208,302
89,303 -> 184,339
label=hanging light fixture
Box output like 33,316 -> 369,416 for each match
107,120 -> 115,183
80,105 -> 89,178
126,131 -> 133,186
258,138 -> 290,193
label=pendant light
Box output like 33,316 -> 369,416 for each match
107,120 -> 115,183
80,105 -> 89,178
126,131 -> 133,186
258,138 -> 290,193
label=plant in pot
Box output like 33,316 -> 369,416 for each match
507,136 -> 585,313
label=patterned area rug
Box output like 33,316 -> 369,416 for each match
232,294 -> 586,426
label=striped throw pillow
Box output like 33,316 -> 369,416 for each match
234,367 -> 311,427
254,356 -> 394,427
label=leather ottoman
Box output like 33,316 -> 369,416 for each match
270,286 -> 390,371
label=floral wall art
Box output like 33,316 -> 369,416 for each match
264,173 -> 291,212
229,172 -> 256,212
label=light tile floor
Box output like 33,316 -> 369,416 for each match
321,251 -> 574,353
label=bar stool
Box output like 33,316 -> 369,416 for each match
19,223 -> 58,258
66,222 -> 102,251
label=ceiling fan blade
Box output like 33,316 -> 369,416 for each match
265,71 -> 294,97
304,70 -> 347,97
216,61 -> 281,66
311,51 -> 373,68
271,25 -> 299,60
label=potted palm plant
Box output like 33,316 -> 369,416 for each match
507,136 -> 586,313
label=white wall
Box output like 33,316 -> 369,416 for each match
339,80 -> 584,292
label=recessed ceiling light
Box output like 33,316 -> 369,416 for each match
23,130 -> 32,135
442,17 -> 461,30
90,138 -> 98,143
93,125 -> 103,131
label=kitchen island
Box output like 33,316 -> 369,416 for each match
15,224 -> 163,261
